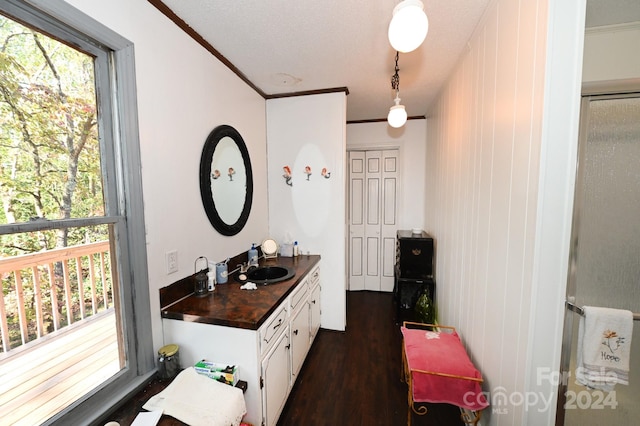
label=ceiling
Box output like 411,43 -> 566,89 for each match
152,0 -> 640,123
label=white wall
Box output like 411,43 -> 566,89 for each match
525,1 -> 586,424
583,22 -> 640,82
63,0 -> 269,354
266,93 -> 347,331
424,0 -> 585,425
346,119 -> 427,231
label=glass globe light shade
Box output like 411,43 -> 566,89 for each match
388,104 -> 407,128
388,0 -> 429,53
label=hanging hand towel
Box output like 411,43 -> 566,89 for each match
576,306 -> 633,391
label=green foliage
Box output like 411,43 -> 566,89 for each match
414,291 -> 436,324
0,15 -> 106,256
1,252 -> 114,350
0,16 -> 112,352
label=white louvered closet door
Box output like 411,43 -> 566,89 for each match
348,150 -> 398,292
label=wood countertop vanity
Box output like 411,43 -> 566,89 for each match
160,255 -> 320,330
160,254 -> 322,426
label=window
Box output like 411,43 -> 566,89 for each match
0,1 -> 153,424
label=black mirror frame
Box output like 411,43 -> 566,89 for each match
199,125 -> 253,236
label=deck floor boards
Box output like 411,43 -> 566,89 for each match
0,309 -> 120,426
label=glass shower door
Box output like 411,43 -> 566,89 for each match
558,93 -> 640,425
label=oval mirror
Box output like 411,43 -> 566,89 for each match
199,125 -> 253,236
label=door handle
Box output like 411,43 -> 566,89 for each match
273,318 -> 282,330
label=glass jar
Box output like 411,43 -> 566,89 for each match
158,344 -> 180,380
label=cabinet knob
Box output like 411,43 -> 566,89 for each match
285,344 -> 291,350
293,329 -> 299,335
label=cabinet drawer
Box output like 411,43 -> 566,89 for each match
260,305 -> 288,354
290,280 -> 308,311
308,265 -> 320,288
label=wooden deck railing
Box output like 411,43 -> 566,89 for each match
0,241 -> 113,354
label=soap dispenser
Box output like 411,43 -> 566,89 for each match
248,243 -> 259,267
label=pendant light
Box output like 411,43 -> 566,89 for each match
388,0 -> 429,53
387,52 -> 407,128
388,95 -> 407,128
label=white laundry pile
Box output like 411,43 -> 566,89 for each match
143,367 -> 246,426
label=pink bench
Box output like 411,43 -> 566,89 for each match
401,322 -> 488,426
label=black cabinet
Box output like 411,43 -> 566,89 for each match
395,272 -> 435,324
395,230 -> 434,279
394,230 -> 435,323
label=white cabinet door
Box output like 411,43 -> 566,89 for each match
290,303 -> 310,380
309,283 -> 321,340
261,329 -> 290,426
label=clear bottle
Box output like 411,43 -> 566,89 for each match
248,243 -> 259,266
293,241 -> 299,257
207,271 -> 215,292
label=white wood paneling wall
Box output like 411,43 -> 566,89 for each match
425,0 -> 550,424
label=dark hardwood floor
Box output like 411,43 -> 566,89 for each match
277,291 -> 464,426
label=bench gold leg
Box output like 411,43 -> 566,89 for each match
404,342 -> 428,425
460,409 -> 482,426
408,395 -> 429,425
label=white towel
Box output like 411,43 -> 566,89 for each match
576,306 -> 633,391
143,367 -> 246,426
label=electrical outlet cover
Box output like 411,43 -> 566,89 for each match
166,250 -> 178,274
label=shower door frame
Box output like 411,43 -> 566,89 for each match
556,78 -> 640,425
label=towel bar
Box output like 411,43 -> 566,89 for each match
565,301 -> 640,321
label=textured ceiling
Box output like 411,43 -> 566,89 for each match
153,0 -> 638,122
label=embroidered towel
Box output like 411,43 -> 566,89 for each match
143,367 -> 246,426
576,306 -> 633,391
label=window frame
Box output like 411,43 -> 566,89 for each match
0,1 -> 154,424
